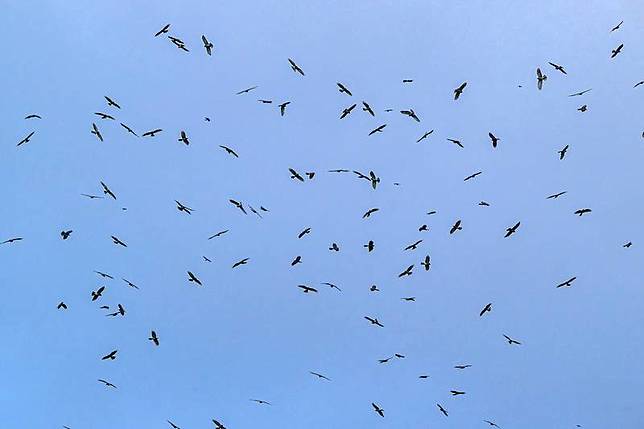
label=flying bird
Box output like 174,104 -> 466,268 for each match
416,130 -> 434,143
288,58 -> 305,75
447,138 -> 464,148
178,131 -> 190,145
94,271 -> 113,279
372,403 -> 385,417
101,350 -> 118,360
400,109 -> 420,122
450,390 -> 466,396
298,227 -> 311,239
149,330 -> 159,346
404,240 -> 422,251
309,371 -> 331,381
364,240 -> 375,252
340,103 -> 356,119
187,271 -> 202,286
368,124 -> 387,136
398,265 -> 414,277
364,316 -> 384,327
611,43 -> 624,58
336,82 -> 352,96
578,104 -> 587,112
279,101 -> 291,116
104,96 -> 120,109
167,421 -> 181,429
250,399 -> 271,405
98,379 -> 117,388
454,364 -> 472,369
57,302 -> 67,310
91,286 -> 105,301
454,81 -> 467,100
120,123 -> 138,136
559,145 -> 569,159
90,123 -> 103,142
2,237 -> 23,244
568,88 -> 592,97
480,302 -> 492,316
421,255 -> 431,270
362,101 -> 375,116
229,199 -> 247,214
464,171 -> 482,181
363,208 -> 379,218
208,230 -> 229,239
24,114 -> 41,119
219,145 -> 239,157
297,284 -> 318,293
110,235 -> 127,247
17,131 -> 35,147
236,86 -> 258,95
122,278 -> 139,289
574,208 -> 592,216
142,128 -> 163,137
504,222 -> 520,238
61,230 -> 72,240
94,112 -> 115,120
610,20 -> 623,32
450,220 -> 462,234
488,132 -> 500,148
548,62 -> 567,74
154,24 -> 170,37
437,404 -> 448,417
232,258 -> 249,268
484,420 -> 501,428
536,67 -> 547,90
556,276 -> 576,288
201,35 -> 213,55
503,334 -> 521,345
547,191 -> 566,199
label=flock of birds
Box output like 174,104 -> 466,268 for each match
6,16 -> 643,429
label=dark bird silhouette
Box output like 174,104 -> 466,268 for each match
219,145 -> 239,157
401,297 -> 416,301
398,264 -> 414,277
81,193 -> 103,199
464,171 -> 482,181
623,241 -> 632,248
94,112 -> 115,120
94,271 -> 113,279
372,403 -> 385,417
418,224 -> 428,232
298,227 -> 311,239
236,86 -> 258,95
362,101 -> 375,116
229,199 -> 247,214
451,390 -> 466,396
187,271 -> 202,286
122,278 -> 139,289
547,191 -> 567,199
454,364 -> 472,369
504,222 -> 520,238
178,131 -> 190,145
368,171 -> 380,190
149,330 -> 159,346
337,82 -> 352,96
578,104 -> 587,112
258,99 -> 272,104
288,58 -> 305,75
421,255 -> 431,270
168,36 -> 189,51
503,334 -> 521,345
437,403 -> 448,417
574,208 -> 592,216
402,79 -> 413,83
120,123 -> 138,136
201,35 -> 213,55
321,282 -> 341,291
329,242 -> 340,252
633,80 -> 644,88
454,82 -> 467,100
289,168 -> 305,182
489,132 -> 500,148
297,284 -> 318,293
556,276 -> 576,288
340,103 -> 356,119
175,200 -> 193,214
370,284 -> 380,292
98,379 -> 117,388
447,138 -> 464,148
404,240 -> 422,251
363,208 -> 379,218
368,124 -> 387,136
279,101 -> 290,116
212,419 -> 226,429
450,220 -> 462,234
110,235 -> 127,247
104,96 -> 120,109
611,43 -> 624,58
17,131 -> 35,147
57,302 -> 67,310
364,240 -> 375,252
232,258 -> 249,268
101,350 -> 118,360
416,130 -> 434,143
154,24 -> 170,37
536,67 -> 547,90
480,302 -> 492,316
291,255 -> 302,266
90,123 -> 103,142
568,88 -> 592,97
203,256 -> 212,262
610,20 -> 623,32
479,201 -> 490,206
107,304 -> 125,317
142,128 -> 163,137
61,230 -> 72,240
548,62 -> 567,74
208,230 -> 229,240
166,421 -> 181,429
484,419 -> 501,428
2,237 -> 23,244
91,286 -> 105,301
309,371 -> 331,381
250,399 -> 271,405
400,109 -> 420,122
24,114 -> 41,119
559,145 -> 569,159
364,316 -> 384,327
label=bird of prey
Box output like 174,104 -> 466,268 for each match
419,224 -> 428,232
122,278 -> 139,289
364,316 -> 384,327
464,171 -> 482,182
370,284 -> 380,292
310,371 -> 331,381
401,297 -> 416,301
329,243 -> 340,252
574,208 -> 592,216
57,302 -> 67,310
232,258 -> 249,268
421,255 -> 431,270
400,109 -> 420,122
450,390 -> 466,396
90,123 -> 103,142
372,403 -> 385,417
248,205 -> 263,218
208,230 -> 229,240
187,271 -> 202,286
219,145 -> 239,157
416,130 -> 434,143
568,88 -> 592,97
81,193 -> 103,199
175,200 -> 193,214
178,131 -> 190,145
101,350 -> 118,360
201,35 -> 213,55
337,82 -> 352,96
548,62 -> 567,74
16,131 -> 35,147
489,132 -> 500,148
289,168 -> 305,182
404,240 -> 422,251
623,242 -> 632,248
362,101 -> 375,116
110,235 -> 127,247
279,101 -> 290,116
154,24 -> 170,37
288,58 -> 305,75
454,81 -> 467,100
168,36 -> 189,51
504,222 -> 520,238
480,303 -> 492,316
104,96 -> 120,109
556,276 -> 576,288
297,227 -> 311,239
203,256 -> 212,262
479,201 -> 490,206
437,403 -> 448,417
98,379 -> 117,388
258,99 -> 272,103
291,255 -> 302,266
94,112 -> 115,120
450,220 -> 462,234
250,399 -> 271,405
149,330 -> 159,346
402,79 -> 413,83
142,128 -> 163,137
363,208 -> 379,218
120,123 -> 138,136
297,285 -> 318,293
547,191 -> 566,199
229,199 -> 247,214
559,145 -> 569,159
24,114 -> 41,119
364,240 -> 375,252
2,237 -> 23,244
339,103 -> 357,119
611,43 -> 624,58
368,171 -> 380,189
236,86 -> 258,95
447,138 -> 464,148
398,264 -> 414,277
368,124 -> 387,136
610,20 -> 623,32
91,286 -> 105,301
107,304 -> 125,317
167,421 -> 181,429
503,334 -> 521,345
94,271 -> 113,279
321,282 -> 342,291
536,67 -> 547,90
454,364 -> 472,369
61,230 -> 72,240
484,419 -> 501,428
418,374 -> 429,379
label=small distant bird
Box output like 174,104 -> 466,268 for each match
400,109 -> 420,122
574,208 -> 592,216
167,420 -> 181,429
610,20 -> 623,32
104,96 -> 120,109
568,88 -> 592,97
1,237 -> 23,244
633,81 -> 644,88
402,79 -> 413,83
464,171 -> 482,181
309,371 -> 331,381
212,419 -> 226,429
60,230 -> 72,240
201,35 -> 213,55
504,222 -> 520,238
110,235 -> 127,247
536,67 -> 547,90
419,224 -> 428,232
479,201 -> 490,206
329,242 -> 340,252
288,58 -> 305,75
321,282 -> 342,291
336,82 -> 352,96
178,131 -> 190,145
203,256 -> 212,262
362,101 -> 375,116
401,297 -> 416,302
489,132 -> 500,148
81,193 -> 103,199
404,239 -> 422,251
95,112 -> 115,120
450,390 -> 466,396
279,101 -> 291,116
419,374 -> 429,379
219,145 -> 239,157
91,286 -> 105,301
258,99 -> 272,103
437,403 -> 448,417
175,200 -> 193,214
154,24 -> 170,37
229,199 -> 247,214
480,303 -> 492,316
57,302 -> 67,310
120,123 -> 138,136
548,62 -> 567,74
250,399 -> 271,405
368,124 -> 387,136
98,379 -> 117,388
122,278 -> 139,289
232,258 -> 249,268
398,265 -> 414,277
24,114 -> 41,119
578,104 -> 587,112
546,191 -> 567,199
363,208 -> 379,218
208,230 -> 229,240
556,276 -> 576,288
364,316 -> 384,327
484,419 -> 501,428
340,104 -> 356,119
372,403 -> 385,417
454,82 -> 467,100
94,270 -> 113,279
289,168 -> 304,182
149,330 -> 159,346
559,145 -> 569,159
297,285 -> 318,293
450,220 -> 462,234
611,43 -> 624,58
623,241 -> 632,248
370,285 -> 380,292
291,256 -> 302,266
364,240 -> 375,252
298,227 -> 311,239
421,255 -> 431,270
447,138 -> 464,148
107,304 -> 125,317
101,350 -> 118,360
91,123 -> 103,142
454,364 -> 472,369
142,128 -> 162,137
187,271 -> 202,286
503,334 -> 521,345
236,86 -> 258,95
416,130 -> 434,143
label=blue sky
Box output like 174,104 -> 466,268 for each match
2,1 -> 644,428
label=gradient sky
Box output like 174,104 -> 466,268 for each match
3,1 -> 644,428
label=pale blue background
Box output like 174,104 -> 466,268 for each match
2,1 -> 644,428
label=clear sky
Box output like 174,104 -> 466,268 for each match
2,1 -> 644,428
